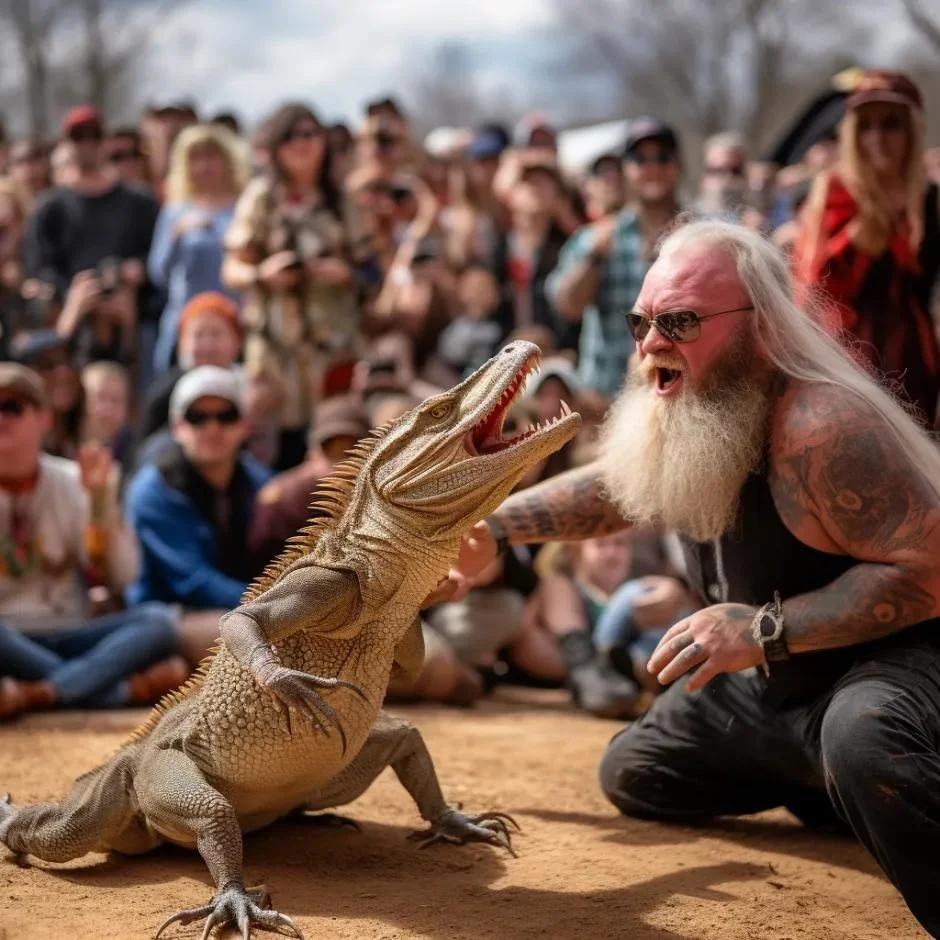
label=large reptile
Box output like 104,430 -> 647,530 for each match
0,342 -> 580,940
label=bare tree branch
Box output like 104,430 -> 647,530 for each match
899,0 -> 940,55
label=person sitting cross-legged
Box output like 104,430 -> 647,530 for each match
0,363 -> 187,720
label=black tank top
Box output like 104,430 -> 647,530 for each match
679,463 -> 938,706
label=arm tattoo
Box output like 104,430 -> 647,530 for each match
785,563 -> 936,653
772,384 -> 940,652
493,463 -> 631,544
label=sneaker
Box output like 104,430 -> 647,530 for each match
569,657 -> 643,720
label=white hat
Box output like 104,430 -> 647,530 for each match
170,366 -> 243,421
524,356 -> 582,399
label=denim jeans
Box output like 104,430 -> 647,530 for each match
0,602 -> 179,707
593,579 -> 694,662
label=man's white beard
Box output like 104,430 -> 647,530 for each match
598,338 -> 774,543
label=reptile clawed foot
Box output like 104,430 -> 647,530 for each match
409,807 -> 520,857
154,883 -> 303,940
264,668 -> 368,754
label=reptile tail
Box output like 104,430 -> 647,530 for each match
0,750 -> 147,861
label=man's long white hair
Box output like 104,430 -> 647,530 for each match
658,218 -> 940,498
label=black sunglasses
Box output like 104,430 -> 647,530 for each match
705,164 -> 745,177
858,114 -> 906,134
108,150 -> 140,164
183,405 -> 241,427
625,305 -> 754,344
0,398 -> 28,417
626,149 -> 676,167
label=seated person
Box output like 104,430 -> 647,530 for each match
528,529 -> 698,718
125,366 -> 270,617
80,360 -> 134,476
0,364 -> 187,720
248,395 -> 369,566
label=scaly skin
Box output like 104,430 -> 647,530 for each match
0,342 -> 580,940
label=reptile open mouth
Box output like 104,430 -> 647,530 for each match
465,354 -> 572,456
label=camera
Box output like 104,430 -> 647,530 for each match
95,257 -> 123,296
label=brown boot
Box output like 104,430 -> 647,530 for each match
127,656 -> 190,704
0,678 -> 56,720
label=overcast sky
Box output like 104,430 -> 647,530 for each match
146,0 -> 558,127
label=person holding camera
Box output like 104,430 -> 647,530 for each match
222,103 -> 359,471
22,107 -> 160,378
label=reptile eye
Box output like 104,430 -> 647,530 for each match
428,402 -> 452,420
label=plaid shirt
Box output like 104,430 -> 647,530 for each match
547,209 -> 647,396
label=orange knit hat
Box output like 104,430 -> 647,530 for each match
178,292 -> 242,340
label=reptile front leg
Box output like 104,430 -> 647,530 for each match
135,750 -> 303,940
389,721 -> 520,856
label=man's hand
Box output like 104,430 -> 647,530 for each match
422,520 -> 498,608
78,441 -> 114,493
646,603 -> 760,693
630,575 -> 695,630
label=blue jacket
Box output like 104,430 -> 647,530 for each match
125,447 -> 271,610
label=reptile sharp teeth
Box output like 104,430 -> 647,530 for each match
560,400 -> 571,417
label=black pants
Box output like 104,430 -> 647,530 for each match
599,640 -> 940,937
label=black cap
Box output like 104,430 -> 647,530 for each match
622,116 -> 679,157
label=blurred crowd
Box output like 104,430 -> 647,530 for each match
1,67 -> 938,721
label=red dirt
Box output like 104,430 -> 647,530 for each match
0,689 -> 926,940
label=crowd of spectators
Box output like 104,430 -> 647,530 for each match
1,68 -> 938,720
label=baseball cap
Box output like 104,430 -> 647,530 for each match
0,362 -> 47,407
845,69 -> 923,112
169,366 -> 243,421
466,125 -> 510,160
310,395 -> 369,448
63,105 -> 102,136
623,117 -> 679,157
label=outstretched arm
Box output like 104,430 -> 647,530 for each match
492,462 -> 631,544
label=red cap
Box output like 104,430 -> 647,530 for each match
178,292 -> 243,340
63,105 -> 102,135
846,70 -> 923,112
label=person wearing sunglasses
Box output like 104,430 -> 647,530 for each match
695,131 -> 751,221
126,366 -> 270,618
431,218 -> 940,936
223,102 -> 359,473
796,69 -> 940,428
546,116 -> 682,397
0,363 -> 194,721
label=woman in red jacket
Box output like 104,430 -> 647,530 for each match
796,70 -> 940,426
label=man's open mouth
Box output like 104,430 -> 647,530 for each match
465,355 -> 572,456
655,367 -> 683,393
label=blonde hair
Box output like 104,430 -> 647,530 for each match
81,360 -> 129,390
165,123 -> 249,204
659,219 -> 940,498
801,103 -> 925,261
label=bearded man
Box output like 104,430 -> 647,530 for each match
427,219 -> 940,936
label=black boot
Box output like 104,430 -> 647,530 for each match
558,631 -> 642,719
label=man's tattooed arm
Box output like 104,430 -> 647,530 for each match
491,462 -> 632,544
770,384 -> 940,652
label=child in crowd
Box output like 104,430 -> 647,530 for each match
436,264 -> 503,379
80,361 -> 134,475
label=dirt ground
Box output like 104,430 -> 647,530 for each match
0,688 -> 926,940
